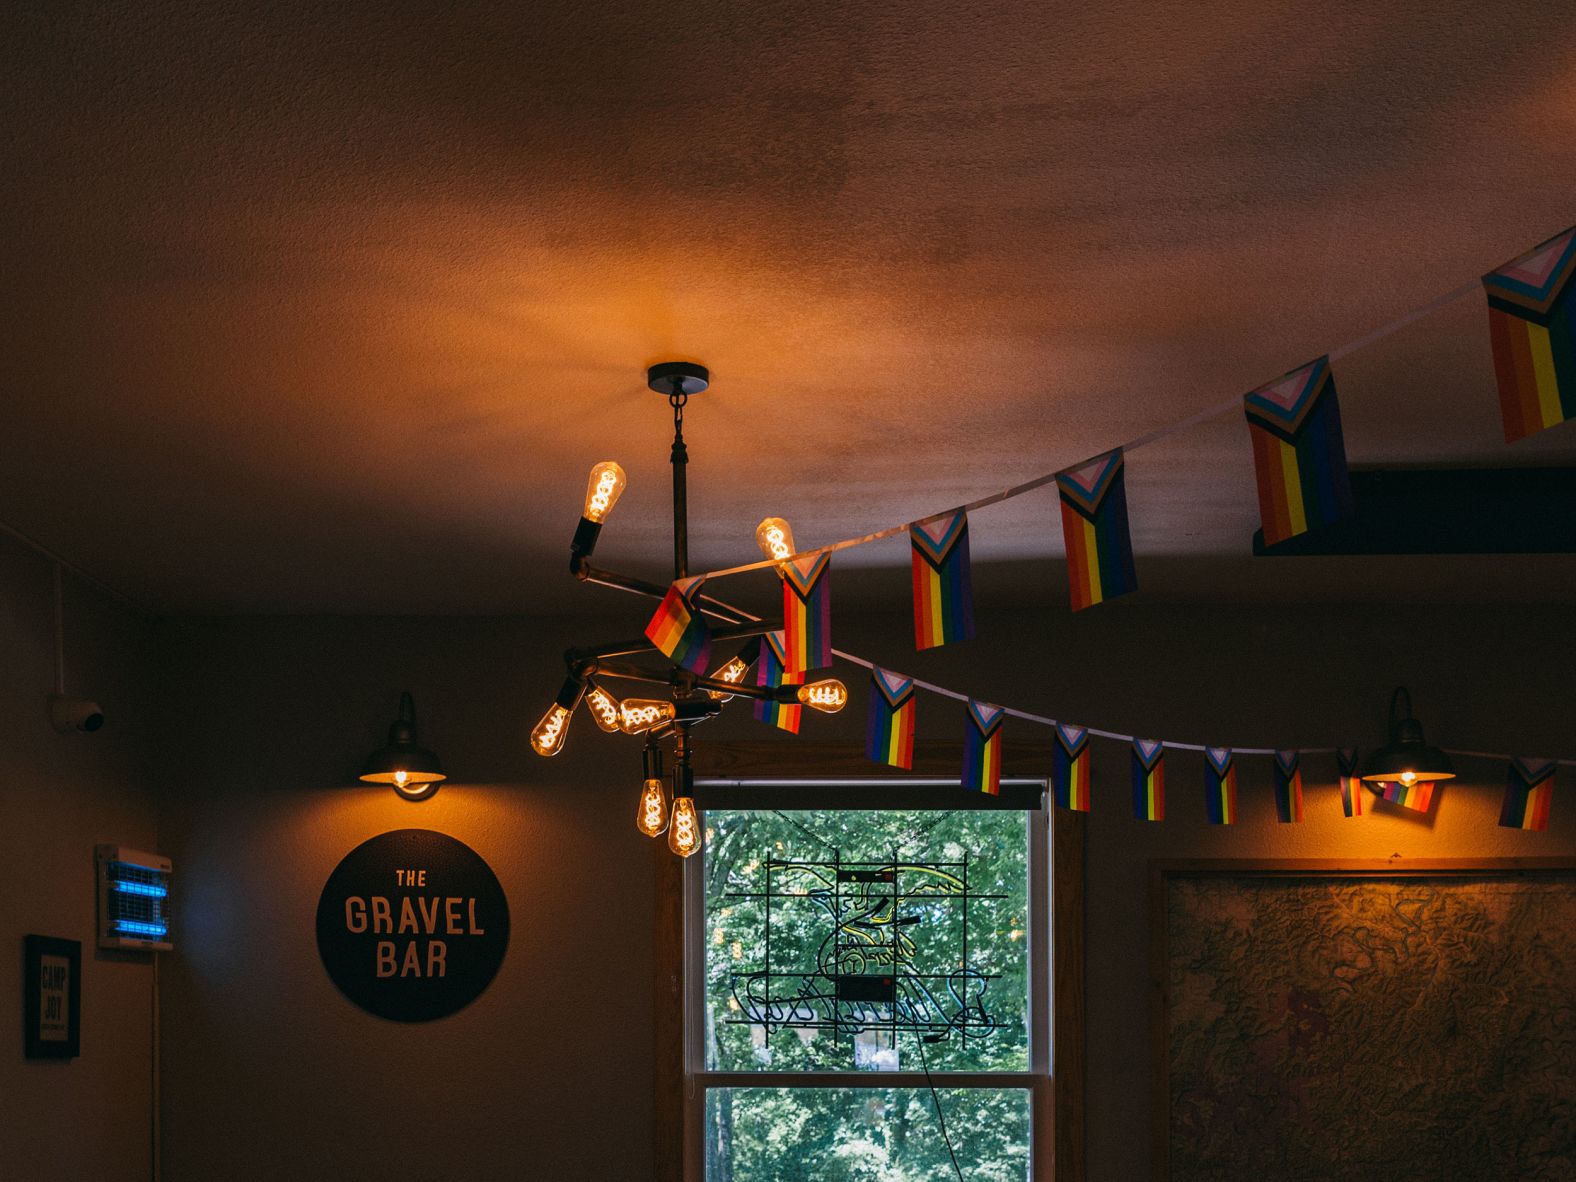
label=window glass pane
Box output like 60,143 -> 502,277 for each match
705,1086 -> 1031,1181
703,809 -> 1030,1073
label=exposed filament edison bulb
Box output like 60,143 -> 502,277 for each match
755,517 -> 796,571
530,676 -> 586,757
797,678 -> 849,714
636,778 -> 669,837
668,795 -> 702,858
707,655 -> 751,702
585,686 -> 622,733
530,704 -> 572,756
583,462 -> 627,523
618,699 -> 677,735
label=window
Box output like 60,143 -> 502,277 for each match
685,783 -> 1050,1181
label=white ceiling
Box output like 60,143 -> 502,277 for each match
4,0 -> 1576,614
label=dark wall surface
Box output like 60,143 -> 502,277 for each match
152,602 -> 1576,1180
0,538 -> 159,1179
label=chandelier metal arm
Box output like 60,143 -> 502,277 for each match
572,560 -> 761,626
587,658 -> 784,703
567,619 -> 776,666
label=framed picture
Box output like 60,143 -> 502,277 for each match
1151,859 -> 1576,1182
24,935 -> 81,1059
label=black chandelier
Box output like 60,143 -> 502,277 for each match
529,362 -> 847,856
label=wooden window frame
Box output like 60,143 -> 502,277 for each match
654,740 -> 1086,1182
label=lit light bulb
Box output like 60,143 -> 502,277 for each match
1400,770 -> 1417,786
755,517 -> 796,569
585,686 -> 622,733
618,699 -> 677,735
668,795 -> 702,858
393,769 -> 409,788
636,778 -> 669,837
531,676 -> 587,757
530,703 -> 572,756
707,655 -> 751,701
583,462 -> 627,524
797,678 -> 849,713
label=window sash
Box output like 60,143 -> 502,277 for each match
683,783 -> 1052,1180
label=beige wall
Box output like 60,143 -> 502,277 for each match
880,601 -> 1576,1180
153,613 -> 659,1181
0,539 -> 159,1179
150,600 -> 1575,1180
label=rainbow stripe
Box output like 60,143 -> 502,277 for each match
865,667 -> 916,770
782,553 -> 832,674
751,631 -> 802,733
1243,357 -> 1354,547
1131,739 -> 1165,821
1483,226 -> 1576,441
1052,724 -> 1091,811
1056,449 -> 1136,611
1337,748 -> 1363,818
1500,757 -> 1555,831
1273,750 -> 1303,823
1204,748 -> 1237,825
961,700 -> 1004,795
1377,780 -> 1434,813
644,576 -> 712,673
911,511 -> 976,650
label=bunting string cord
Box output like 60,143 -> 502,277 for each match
692,277 -> 1485,583
828,645 -> 1576,766
589,512 -> 1575,767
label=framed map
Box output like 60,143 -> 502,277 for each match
1151,859 -> 1576,1182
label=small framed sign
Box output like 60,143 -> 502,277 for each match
24,936 -> 81,1059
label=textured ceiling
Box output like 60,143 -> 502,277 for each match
4,0 -> 1576,614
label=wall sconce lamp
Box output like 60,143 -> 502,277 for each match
360,691 -> 446,801
1360,686 -> 1454,790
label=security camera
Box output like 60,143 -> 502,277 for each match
49,695 -> 106,734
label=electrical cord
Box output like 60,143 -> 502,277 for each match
915,1030 -> 965,1182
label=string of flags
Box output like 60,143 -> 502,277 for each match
646,578 -> 1570,829
686,224 -> 1576,618
636,224 -> 1575,830
789,637 -> 1564,830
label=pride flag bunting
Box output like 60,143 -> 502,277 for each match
865,667 -> 916,770
644,576 -> 712,673
1056,448 -> 1137,611
1483,226 -> 1576,441
782,553 -> 832,674
911,511 -> 976,650
1337,748 -> 1363,818
752,631 -> 802,733
1273,750 -> 1304,823
1204,747 -> 1237,825
1243,357 -> 1354,547
1131,740 -> 1165,821
1052,724 -> 1091,811
1377,779 -> 1434,813
1499,757 -> 1555,831
961,700 -> 1004,795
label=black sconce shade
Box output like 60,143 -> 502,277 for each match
360,691 -> 446,800
1359,686 -> 1454,787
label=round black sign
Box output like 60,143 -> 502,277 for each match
316,830 -> 509,1022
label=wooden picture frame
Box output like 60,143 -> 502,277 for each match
24,935 -> 82,1060
1150,858 -> 1576,1182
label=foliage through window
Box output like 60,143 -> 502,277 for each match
697,805 -> 1042,1181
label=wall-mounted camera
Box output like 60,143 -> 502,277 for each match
49,694 -> 106,734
